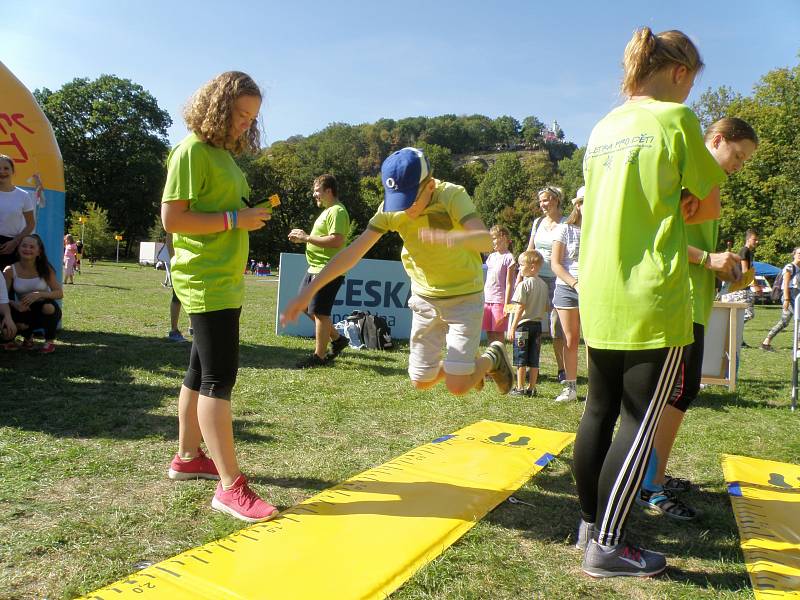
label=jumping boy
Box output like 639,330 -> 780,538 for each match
507,250 -> 549,397
281,147 -> 513,395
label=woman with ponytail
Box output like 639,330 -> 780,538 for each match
572,28 -> 727,578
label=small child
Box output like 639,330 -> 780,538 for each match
507,250 -> 549,396
282,147 -> 514,395
483,225 -> 516,345
63,234 -> 77,284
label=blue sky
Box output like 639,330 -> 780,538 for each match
6,1 -> 800,148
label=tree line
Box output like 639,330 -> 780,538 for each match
35,57 -> 800,266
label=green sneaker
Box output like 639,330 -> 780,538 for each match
482,341 -> 513,394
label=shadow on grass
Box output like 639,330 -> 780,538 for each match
0,329 -> 272,444
487,465 -> 750,592
238,342 -> 408,376
692,386 -> 785,411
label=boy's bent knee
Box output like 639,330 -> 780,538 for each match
444,373 -> 475,396
41,304 -> 56,315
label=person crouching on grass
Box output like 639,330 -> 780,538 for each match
282,147 -> 514,395
507,250 -> 548,397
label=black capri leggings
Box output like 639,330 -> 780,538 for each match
11,300 -> 62,340
184,308 -> 241,401
573,345 -> 684,547
667,322 -> 704,413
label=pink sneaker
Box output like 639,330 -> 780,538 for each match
211,474 -> 279,523
168,448 -> 220,480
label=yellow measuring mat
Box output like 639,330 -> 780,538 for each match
79,421 -> 574,600
722,454 -> 800,599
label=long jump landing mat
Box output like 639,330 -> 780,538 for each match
79,420 -> 574,600
722,454 -> 800,599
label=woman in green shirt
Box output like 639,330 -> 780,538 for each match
161,71 -> 275,523
573,28 -> 727,578
639,118 -> 758,520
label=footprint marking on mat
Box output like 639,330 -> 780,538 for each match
508,436 -> 530,447
489,432 -> 511,443
768,472 -> 794,488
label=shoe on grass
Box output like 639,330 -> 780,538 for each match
555,382 -> 577,402
168,448 -> 220,480
167,330 -> 188,342
575,519 -> 595,551
760,343 -> 775,352
39,342 -> 56,354
557,369 -> 567,383
509,387 -> 527,397
582,539 -> 666,578
295,353 -> 330,369
636,488 -> 697,521
482,341 -> 513,394
328,335 -> 349,359
211,474 -> 278,523
663,474 -> 692,493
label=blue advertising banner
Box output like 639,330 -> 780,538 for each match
276,253 -> 413,339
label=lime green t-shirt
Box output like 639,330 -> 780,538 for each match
581,100 -> 727,350
161,133 -> 249,313
687,220 -> 719,327
367,180 -> 483,298
306,202 -> 350,274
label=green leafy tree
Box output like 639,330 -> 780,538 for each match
521,116 -> 545,146
695,60 -> 800,264
34,76 -> 171,255
493,116 -> 522,146
556,147 -> 586,201
67,202 -> 114,258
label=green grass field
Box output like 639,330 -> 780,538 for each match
1,261 -> 799,599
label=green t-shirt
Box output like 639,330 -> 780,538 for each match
161,133 -> 249,313
306,203 -> 350,274
367,179 -> 483,298
581,100 -> 726,350
687,220 -> 719,326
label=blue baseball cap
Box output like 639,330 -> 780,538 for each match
381,147 -> 431,212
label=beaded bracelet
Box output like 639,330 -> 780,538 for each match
232,210 -> 238,229
222,211 -> 229,231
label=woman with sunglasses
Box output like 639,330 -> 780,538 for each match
525,185 -> 567,382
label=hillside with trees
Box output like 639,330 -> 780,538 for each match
36,56 -> 800,266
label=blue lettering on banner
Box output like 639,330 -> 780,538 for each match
364,280 -> 382,307
277,253 -> 413,339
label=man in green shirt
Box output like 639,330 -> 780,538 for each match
288,174 -> 350,368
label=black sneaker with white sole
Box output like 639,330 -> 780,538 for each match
582,539 -> 666,578
328,335 -> 349,359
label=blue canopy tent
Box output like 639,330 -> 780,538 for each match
754,261 -> 781,277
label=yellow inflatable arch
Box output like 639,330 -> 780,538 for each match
0,61 -> 65,279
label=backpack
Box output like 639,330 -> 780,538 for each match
347,311 -> 393,350
770,263 -> 798,303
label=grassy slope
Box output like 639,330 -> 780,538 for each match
1,261 -> 798,599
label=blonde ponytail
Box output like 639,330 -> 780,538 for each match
621,28 -> 703,97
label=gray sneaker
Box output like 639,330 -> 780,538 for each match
582,539 -> 666,578
483,341 -> 513,394
575,519 -> 595,551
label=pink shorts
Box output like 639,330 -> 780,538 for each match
482,302 -> 507,332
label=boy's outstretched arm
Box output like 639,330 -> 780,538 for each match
280,228 -> 383,326
418,216 -> 492,252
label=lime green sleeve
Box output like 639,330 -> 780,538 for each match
162,142 -> 206,204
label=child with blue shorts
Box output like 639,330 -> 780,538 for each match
507,250 -> 549,397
